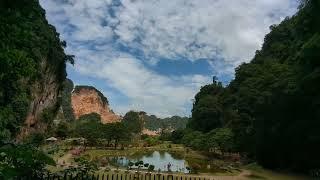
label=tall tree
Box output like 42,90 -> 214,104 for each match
188,80 -> 225,132
122,111 -> 143,134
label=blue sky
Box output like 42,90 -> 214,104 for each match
39,0 -> 298,117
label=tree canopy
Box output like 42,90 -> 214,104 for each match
122,111 -> 143,134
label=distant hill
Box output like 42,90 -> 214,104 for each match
143,114 -> 189,130
71,85 -> 121,124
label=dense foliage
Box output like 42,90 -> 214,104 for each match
0,0 -> 73,140
187,0 -> 320,172
0,142 -> 55,179
188,79 -> 226,132
144,114 -> 188,131
122,111 -> 144,134
171,128 -> 234,153
62,113 -> 130,148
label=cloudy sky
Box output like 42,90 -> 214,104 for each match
39,0 -> 298,117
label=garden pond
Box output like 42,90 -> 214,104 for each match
105,151 -> 190,173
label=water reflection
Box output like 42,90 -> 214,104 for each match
108,151 -> 189,173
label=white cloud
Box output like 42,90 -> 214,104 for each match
41,0 -> 115,42
39,0 -> 298,117
114,0 -> 297,64
41,0 -> 298,64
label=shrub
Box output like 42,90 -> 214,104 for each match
0,143 -> 55,179
128,161 -> 134,167
25,132 -> 45,146
148,165 -> 155,172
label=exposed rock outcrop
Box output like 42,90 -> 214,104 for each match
71,86 -> 121,123
17,60 -> 63,140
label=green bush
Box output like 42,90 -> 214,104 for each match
0,143 -> 55,179
24,132 -> 45,146
128,161 -> 134,168
148,165 -> 155,172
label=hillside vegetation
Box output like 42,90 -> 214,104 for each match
186,0 -> 320,172
144,114 -> 188,131
0,0 -> 74,178
0,0 -> 73,140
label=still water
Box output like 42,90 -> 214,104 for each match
109,151 -> 190,173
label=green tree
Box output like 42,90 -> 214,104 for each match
170,129 -> 185,144
108,123 -> 129,149
74,113 -> 102,146
206,128 -> 234,154
122,111 -> 143,134
55,121 -> 70,138
188,81 -> 225,132
181,130 -> 206,150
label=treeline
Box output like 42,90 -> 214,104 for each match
171,128 -> 234,153
144,114 -> 188,130
56,113 -> 129,148
51,111 -> 145,148
184,0 -> 320,173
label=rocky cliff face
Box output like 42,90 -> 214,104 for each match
71,86 -> 121,123
17,60 -> 62,139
